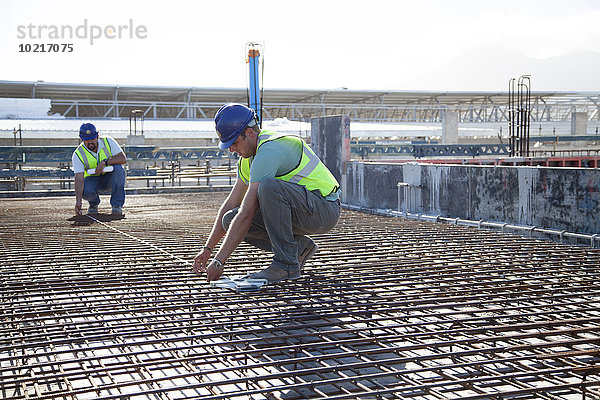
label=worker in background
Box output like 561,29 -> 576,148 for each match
193,103 -> 341,283
72,123 -> 127,216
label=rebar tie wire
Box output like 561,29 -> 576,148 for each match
86,214 -> 191,266
86,214 -> 266,291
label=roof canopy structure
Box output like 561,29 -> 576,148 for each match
1,80 -> 600,123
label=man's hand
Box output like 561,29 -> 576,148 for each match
193,247 -> 212,274
193,257 -> 224,282
75,200 -> 82,215
194,248 -> 225,281
94,160 -> 107,175
205,260 -> 224,282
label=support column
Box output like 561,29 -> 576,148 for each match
571,112 -> 587,135
127,135 -> 145,145
442,110 -> 459,144
310,115 -> 351,201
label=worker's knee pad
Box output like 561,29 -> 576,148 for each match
222,207 -> 239,230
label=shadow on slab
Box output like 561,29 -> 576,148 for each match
68,213 -> 125,226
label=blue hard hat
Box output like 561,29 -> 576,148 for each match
214,103 -> 256,150
79,123 -> 99,140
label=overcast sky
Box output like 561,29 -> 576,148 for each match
2,0 -> 600,91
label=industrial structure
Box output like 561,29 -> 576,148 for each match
2,80 -> 600,124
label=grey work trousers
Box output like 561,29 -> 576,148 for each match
222,177 -> 341,271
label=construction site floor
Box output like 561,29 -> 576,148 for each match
1,193 -> 599,399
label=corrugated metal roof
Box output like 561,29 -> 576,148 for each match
2,80 -> 596,106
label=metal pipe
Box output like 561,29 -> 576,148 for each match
358,199 -> 600,248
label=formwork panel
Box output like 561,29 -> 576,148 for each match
0,194 -> 599,399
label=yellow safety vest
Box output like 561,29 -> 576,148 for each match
238,131 -> 339,197
75,137 -> 114,178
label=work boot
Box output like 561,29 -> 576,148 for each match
87,205 -> 98,214
248,265 -> 300,284
298,236 -> 319,271
111,206 -> 123,215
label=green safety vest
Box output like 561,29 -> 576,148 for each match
237,131 -> 340,197
75,137 -> 114,178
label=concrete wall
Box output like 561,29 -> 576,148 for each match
345,162 -> 600,234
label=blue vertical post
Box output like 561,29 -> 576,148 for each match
247,45 -> 261,126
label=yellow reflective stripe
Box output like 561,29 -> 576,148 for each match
257,133 -> 272,142
237,157 -> 252,185
289,145 -> 319,184
102,137 -> 113,157
80,145 -> 98,176
76,146 -> 89,170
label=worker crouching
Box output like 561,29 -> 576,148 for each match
193,103 -> 341,283
72,123 -> 127,216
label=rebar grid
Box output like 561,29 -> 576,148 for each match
1,195 -> 599,400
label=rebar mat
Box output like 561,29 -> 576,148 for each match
1,194 -> 599,399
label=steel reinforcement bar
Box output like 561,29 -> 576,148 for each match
1,200 -> 599,399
